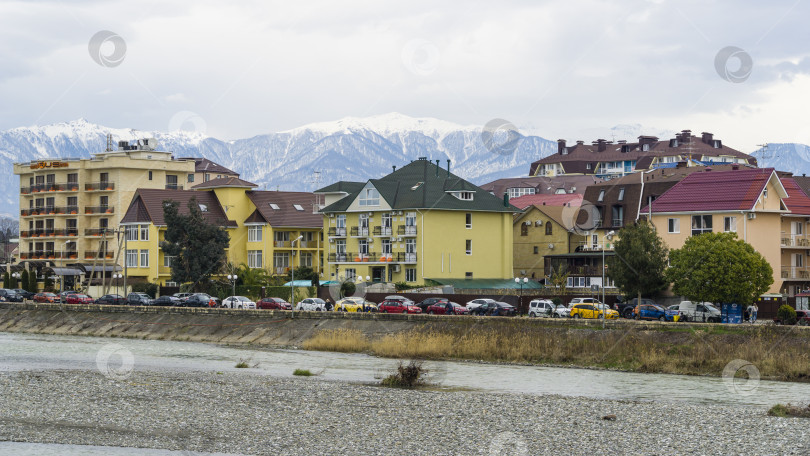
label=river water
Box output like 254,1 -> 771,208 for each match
2,331 -> 810,454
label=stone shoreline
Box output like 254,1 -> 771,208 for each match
0,369 -> 806,455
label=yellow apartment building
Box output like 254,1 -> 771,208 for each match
120,177 -> 323,285
513,204 -> 586,280
316,158 -> 516,285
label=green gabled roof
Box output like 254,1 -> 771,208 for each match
314,181 -> 365,194
321,159 -> 518,213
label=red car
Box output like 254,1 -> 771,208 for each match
65,294 -> 93,304
426,302 -> 469,315
257,297 -> 292,310
774,309 -> 810,325
33,292 -> 58,303
379,300 -> 422,314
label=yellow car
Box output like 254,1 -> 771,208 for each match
335,297 -> 377,312
570,303 -> 619,319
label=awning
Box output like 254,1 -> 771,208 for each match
282,280 -> 332,286
75,264 -> 123,273
48,267 -> 84,276
425,278 -> 545,290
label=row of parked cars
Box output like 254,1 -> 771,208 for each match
526,297 -> 722,322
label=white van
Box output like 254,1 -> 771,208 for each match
528,299 -> 555,317
676,301 -> 721,323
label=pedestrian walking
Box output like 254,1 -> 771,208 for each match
446,301 -> 453,315
750,303 -> 758,323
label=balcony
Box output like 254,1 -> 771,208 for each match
84,251 -> 115,260
395,252 -> 417,263
274,240 -> 290,248
328,227 -> 347,238
85,182 -> 115,191
781,235 -> 810,248
373,226 -> 393,236
611,219 -> 624,227
20,251 -> 63,260
165,184 -> 183,190
21,228 -> 79,238
577,242 -> 614,252
85,206 -> 114,215
85,228 -> 114,237
350,226 -> 370,237
22,183 -> 80,194
21,206 -> 80,216
397,225 -> 417,236
274,267 -> 290,275
327,252 -> 416,263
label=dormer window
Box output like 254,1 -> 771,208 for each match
198,204 -> 208,212
598,190 -> 605,202
269,203 -> 280,210
411,182 -> 424,190
359,188 -> 380,206
293,204 -> 304,211
455,191 -> 474,201
618,188 -> 625,201
642,144 -> 650,152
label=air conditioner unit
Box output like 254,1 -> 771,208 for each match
292,251 -> 296,256
368,238 -> 373,243
368,212 -> 373,216
548,243 -> 554,249
535,220 -> 543,226
329,239 -> 335,243
393,265 -> 401,272
328,213 -> 334,218
397,237 -> 403,242
748,213 -> 757,220
524,221 -> 532,226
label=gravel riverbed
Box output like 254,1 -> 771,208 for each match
0,369 -> 807,455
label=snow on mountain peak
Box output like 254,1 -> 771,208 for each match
283,112 -> 479,137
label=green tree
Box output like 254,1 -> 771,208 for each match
28,269 -> 38,292
236,263 -> 270,287
3,271 -> 9,288
161,198 -> 230,289
667,232 -> 773,305
547,263 -> 570,295
20,270 -> 29,292
607,221 -> 669,302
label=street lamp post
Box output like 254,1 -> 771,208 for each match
112,273 -> 123,299
515,277 -> 528,315
60,241 -> 71,293
227,274 -> 238,299
290,235 -> 303,318
12,271 -> 20,292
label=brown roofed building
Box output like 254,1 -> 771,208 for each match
480,175 -> 603,200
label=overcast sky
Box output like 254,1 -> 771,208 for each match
1,0 -> 808,151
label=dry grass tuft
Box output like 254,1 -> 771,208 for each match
302,329 -> 371,353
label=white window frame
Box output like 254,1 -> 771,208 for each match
163,255 -> 175,268
668,218 -> 680,234
247,250 -> 262,268
465,213 -> 472,229
465,239 -> 472,255
359,188 -> 380,207
140,249 -> 149,268
723,216 -> 737,233
126,249 -> 138,268
248,226 -> 263,242
140,225 -> 149,241
125,225 -> 138,241
406,268 -> 416,282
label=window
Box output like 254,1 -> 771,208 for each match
67,173 -> 78,184
465,240 -> 472,255
465,213 -> 472,229
359,188 -> 380,206
126,249 -> 138,267
586,163 -> 591,170
188,174 -> 194,183
533,246 -> 539,254
763,188 -> 768,198
163,255 -> 175,267
166,175 -> 178,189
273,252 -> 290,271
405,239 -> 416,254
691,215 -> 712,236
724,216 -> 737,233
612,206 -> 624,227
247,250 -> 262,268
248,226 -> 262,242
597,190 -> 605,202
668,218 -> 680,234
140,250 -> 149,268
293,204 -> 304,211
100,195 -> 109,208
99,218 -> 108,229
148,171 -> 153,180
358,239 -> 368,255
381,239 -> 392,255
335,239 -> 346,254
140,225 -> 149,241
336,214 -> 346,228
300,252 -> 312,267
99,172 -> 109,183
506,187 -> 536,198
125,225 -> 138,241
275,231 -> 289,242
269,203 -> 280,210
456,191 -> 474,200
618,188 -> 625,201
545,223 -> 552,235
205,173 -> 210,182
345,268 -> 356,280
406,268 -> 416,282
465,272 -> 473,279
521,223 -> 528,236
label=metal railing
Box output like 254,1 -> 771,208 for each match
781,267 -> 810,280
373,226 -> 393,236
84,206 -> 115,214
397,225 -> 417,236
328,227 -> 347,237
20,206 -> 80,216
350,226 -> 370,237
85,228 -> 114,236
85,182 -> 115,191
84,251 -> 115,260
165,184 -> 183,190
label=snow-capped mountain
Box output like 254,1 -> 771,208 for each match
0,114 -> 556,217
750,143 -> 810,176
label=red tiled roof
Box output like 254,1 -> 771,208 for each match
121,189 -> 236,227
781,177 -> 810,216
191,176 -> 257,189
645,168 -> 776,213
509,193 -> 583,210
245,191 -> 323,228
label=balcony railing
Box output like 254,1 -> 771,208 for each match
274,240 -> 290,248
84,251 -> 115,260
577,242 -> 614,252
328,227 -> 347,237
274,267 -> 290,275
85,182 -> 115,191
781,235 -> 810,247
395,252 -> 417,263
781,267 -> 810,280
85,228 -> 114,237
350,226 -> 370,237
397,225 -> 417,236
21,183 -> 80,194
165,184 -> 183,190
611,218 -> 624,227
373,226 -> 393,236
327,252 -> 417,263
85,206 -> 114,215
21,228 -> 79,238
21,206 -> 80,216
20,251 -> 64,260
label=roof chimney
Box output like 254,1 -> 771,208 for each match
638,136 -> 659,146
558,139 -> 567,155
701,132 -> 714,145
435,160 -> 440,177
576,140 -> 584,145
503,193 -> 509,207
446,159 -> 451,177
731,164 -> 739,170
669,138 -> 679,148
680,130 -> 692,143
596,139 -> 607,152
617,140 -> 627,144
392,165 -> 396,173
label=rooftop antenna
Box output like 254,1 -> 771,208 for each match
105,133 -> 113,152
756,143 -> 770,168
308,170 -> 325,213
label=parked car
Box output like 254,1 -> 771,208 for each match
336,297 -> 377,312
570,303 -> 619,319
296,298 -> 327,311
153,295 -> 182,307
33,292 -> 58,303
95,294 -> 127,305
528,299 -> 556,317
416,297 -> 449,312
58,290 -> 79,303
615,297 -> 658,319
185,293 -> 217,308
257,297 -> 292,310
13,289 -> 35,300
0,289 -> 23,302
383,295 -> 414,304
466,298 -> 497,312
773,309 -> 810,325
379,300 -> 422,314
172,292 -> 193,303
676,301 -> 721,323
471,301 -> 516,316
426,301 -> 468,315
222,296 -> 256,309
633,304 -> 668,321
127,292 -> 153,306
65,294 -> 93,304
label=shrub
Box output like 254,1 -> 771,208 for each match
381,360 -> 426,388
235,360 -> 249,368
131,282 -> 159,298
768,403 -> 810,418
551,297 -> 562,306
340,281 -> 356,297
777,305 -> 797,325
293,369 -> 314,376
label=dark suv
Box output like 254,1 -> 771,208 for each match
416,297 -> 448,312
0,288 -> 23,302
614,297 -> 658,319
127,292 -> 153,306
185,293 -> 217,308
